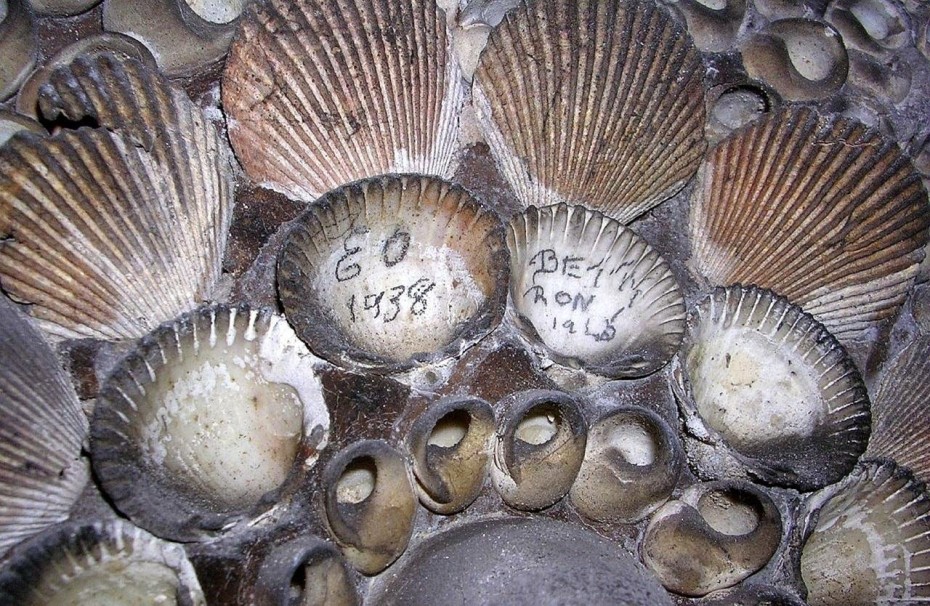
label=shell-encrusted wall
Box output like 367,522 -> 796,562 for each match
1,0 -> 930,603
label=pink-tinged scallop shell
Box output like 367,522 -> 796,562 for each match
800,460 -> 930,605
866,336 -> 930,485
473,0 -> 707,223
507,203 -> 686,378
223,0 -> 466,203
277,174 -> 509,373
0,295 -> 88,557
0,53 -> 236,341
689,106 -> 930,343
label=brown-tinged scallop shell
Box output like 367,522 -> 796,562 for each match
103,0 -> 244,76
473,0 -> 707,224
91,304 -> 330,542
689,106 -> 930,343
223,0 -> 466,203
740,19 -> 849,101
277,174 -> 508,374
0,519 -> 205,605
800,460 -> 930,605
866,336 -> 930,485
675,286 -> 870,490
322,440 -> 417,575
254,536 -> 358,606
26,0 -> 99,16
507,203 -> 686,378
642,480 -> 783,597
405,396 -> 495,515
0,53 -> 236,341
569,406 -> 683,524
491,389 -> 587,511
0,295 -> 88,556
0,0 -> 37,102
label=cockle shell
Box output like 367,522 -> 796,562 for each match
91,304 -> 330,542
223,0 -> 466,203
675,285 -> 870,490
507,203 -> 686,378
473,0 -> 707,223
277,174 -> 509,373
0,295 -> 88,557
0,53 -> 235,341
689,106 -> 930,343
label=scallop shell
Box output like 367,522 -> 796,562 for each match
223,0 -> 466,203
800,459 -> 930,605
675,285 -> 870,491
642,480 -> 783,597
689,106 -> 930,342
91,304 -> 330,542
0,0 -> 37,101
473,0 -> 707,223
507,203 -> 686,378
866,336 -> 930,485
0,519 -> 204,605
0,53 -> 236,341
0,295 -> 89,556
277,174 -> 509,374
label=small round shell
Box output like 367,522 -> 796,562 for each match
0,295 -> 88,556
825,0 -> 911,55
91,304 -> 330,542
800,460 -> 930,605
278,174 -> 509,374
673,0 -> 747,53
689,106 -> 930,343
507,203 -> 686,378
675,285 -> 870,491
254,536 -> 358,606
0,109 -> 41,147
26,0 -> 100,16
0,519 -> 204,605
642,480 -> 783,597
473,0 -> 707,223
0,0 -> 37,102
223,0 -> 466,202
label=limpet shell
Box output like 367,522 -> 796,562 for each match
254,536 -> 358,606
642,480 -> 783,597
800,460 -> 930,605
507,203 -> 686,378
0,295 -> 88,556
278,174 -> 508,374
0,53 -> 235,341
675,285 -> 870,491
689,105 -> 930,343
0,0 -> 37,102
473,0 -> 707,223
91,304 -> 330,542
223,0 -> 466,203
0,519 -> 204,605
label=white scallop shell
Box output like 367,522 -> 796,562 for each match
507,203 -> 685,378
0,53 -> 236,341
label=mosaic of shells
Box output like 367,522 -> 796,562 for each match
2,0 -> 930,603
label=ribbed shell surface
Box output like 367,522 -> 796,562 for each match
473,0 -> 707,223
0,53 -> 235,340
689,106 -> 930,342
867,336 -> 930,485
223,0 -> 466,202
0,296 -> 88,556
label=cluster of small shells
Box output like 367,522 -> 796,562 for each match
1,0 -> 930,604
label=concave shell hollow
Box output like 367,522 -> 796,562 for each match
473,0 -> 707,223
91,304 -> 330,542
675,285 -> 870,491
507,203 -> 686,378
277,174 -> 509,373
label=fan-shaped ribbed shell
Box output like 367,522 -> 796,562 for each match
223,0 -> 465,203
689,106 -> 930,342
473,0 -> 707,223
507,203 -> 685,378
676,285 -> 870,490
0,295 -> 88,556
0,519 -> 204,605
800,460 -> 930,605
867,336 -> 930,485
0,53 -> 235,341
